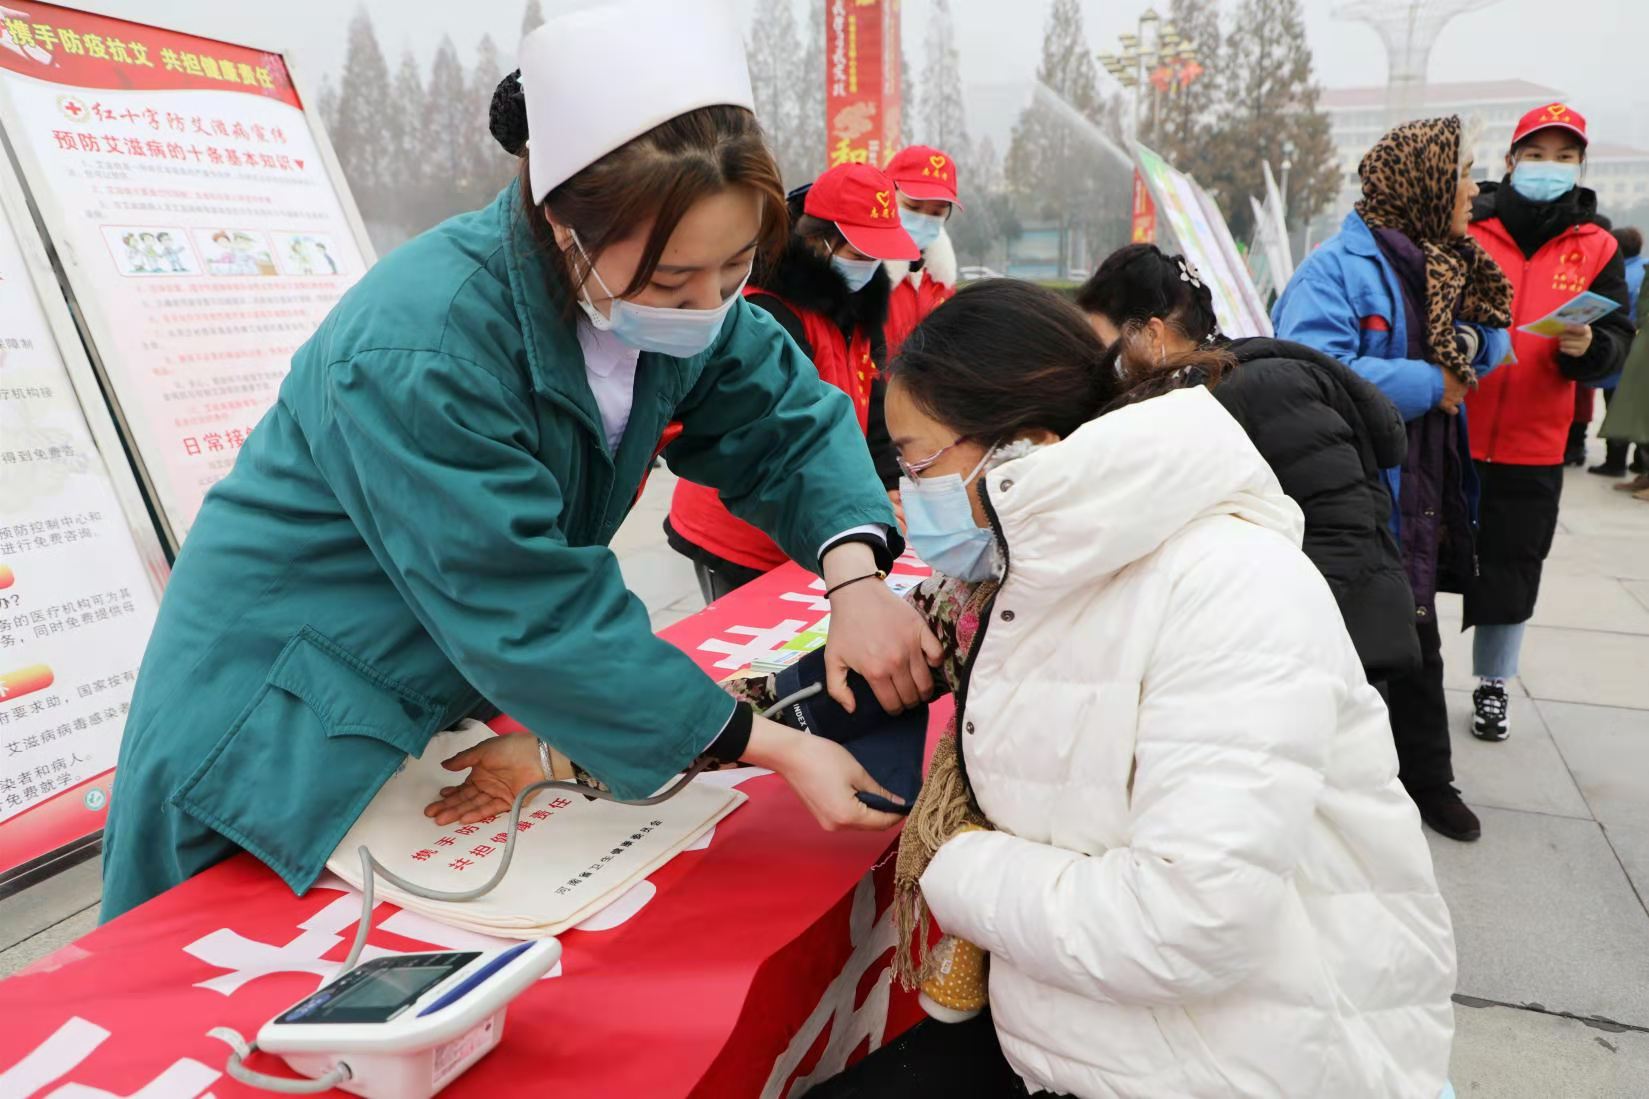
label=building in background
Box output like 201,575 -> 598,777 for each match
1321,79 -> 1566,219
1586,144 -> 1649,219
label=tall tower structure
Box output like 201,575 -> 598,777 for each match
1334,0 -> 1504,126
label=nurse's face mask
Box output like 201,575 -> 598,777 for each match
570,230 -> 751,358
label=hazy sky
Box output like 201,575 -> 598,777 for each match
74,0 -> 1649,149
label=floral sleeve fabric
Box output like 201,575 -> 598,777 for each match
905,574 -> 998,696
721,574 -> 999,713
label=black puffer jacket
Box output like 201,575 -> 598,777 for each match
1213,337 -> 1421,681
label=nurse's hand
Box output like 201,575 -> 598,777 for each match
823,542 -> 941,714
424,733 -> 544,825
743,716 -> 905,831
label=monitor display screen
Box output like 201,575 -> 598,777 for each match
277,953 -> 479,1025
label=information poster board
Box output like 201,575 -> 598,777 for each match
1135,142 -> 1271,338
0,1 -> 373,549
1190,179 -> 1272,336
0,156 -> 166,884
825,0 -> 903,168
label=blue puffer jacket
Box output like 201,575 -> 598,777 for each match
1272,210 -> 1512,538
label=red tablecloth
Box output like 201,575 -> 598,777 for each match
0,561 -> 941,1098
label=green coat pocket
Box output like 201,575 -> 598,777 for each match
169,627 -> 443,893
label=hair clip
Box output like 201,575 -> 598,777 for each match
1176,257 -> 1203,289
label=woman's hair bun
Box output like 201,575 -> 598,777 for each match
490,69 -> 528,157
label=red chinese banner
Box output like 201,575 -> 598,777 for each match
0,1 -> 299,107
0,563 -> 933,1097
1131,168 -> 1156,244
825,0 -> 903,169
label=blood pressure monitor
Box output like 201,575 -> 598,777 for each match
254,940 -> 561,1098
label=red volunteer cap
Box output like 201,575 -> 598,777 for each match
884,144 -> 964,207
804,163 -> 919,261
1512,102 -> 1588,149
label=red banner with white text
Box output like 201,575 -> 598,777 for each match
824,0 -> 903,170
0,562 -> 936,1097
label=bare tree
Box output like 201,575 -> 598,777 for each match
469,34 -> 515,207
748,0 -> 808,187
521,0 -> 545,40
317,74 -> 339,134
920,0 -> 968,156
423,36 -> 474,226
382,50 -> 427,233
1147,0 -> 1223,175
331,10 -> 399,250
1006,0 -> 1125,275
1200,0 -> 1336,238
792,0 -> 827,185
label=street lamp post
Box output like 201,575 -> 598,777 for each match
1096,6 -> 1206,146
1279,138 -> 1295,227
1096,7 -> 1209,249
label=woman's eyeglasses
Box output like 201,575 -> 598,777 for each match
897,437 -> 968,479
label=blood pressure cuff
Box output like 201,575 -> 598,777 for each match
773,647 -> 926,815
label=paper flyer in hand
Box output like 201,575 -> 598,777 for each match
1518,290 -> 1621,337
326,722 -> 745,937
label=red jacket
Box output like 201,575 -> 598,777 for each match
668,252 -> 888,571
1466,187 -> 1628,465
882,227 -> 959,359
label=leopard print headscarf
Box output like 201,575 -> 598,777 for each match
1355,115 -> 1513,383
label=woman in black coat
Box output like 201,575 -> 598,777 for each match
1078,244 -> 1421,683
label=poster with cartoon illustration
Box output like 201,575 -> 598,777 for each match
272,230 -> 344,276
0,0 -> 372,548
192,227 -> 275,276
99,224 -> 197,276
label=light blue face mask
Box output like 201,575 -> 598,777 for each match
572,231 -> 749,358
831,253 -> 882,293
1510,160 -> 1580,204
900,448 -> 998,581
899,207 -> 944,253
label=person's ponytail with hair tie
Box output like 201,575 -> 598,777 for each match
490,70 -> 528,157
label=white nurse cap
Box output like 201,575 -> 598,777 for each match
520,0 -> 756,203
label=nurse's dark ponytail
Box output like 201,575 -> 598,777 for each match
488,71 -> 787,312
490,70 -> 528,157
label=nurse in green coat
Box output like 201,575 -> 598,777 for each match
100,0 -> 940,920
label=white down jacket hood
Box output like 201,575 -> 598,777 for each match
920,387 -> 1456,1099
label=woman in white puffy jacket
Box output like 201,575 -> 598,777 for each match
817,280 -> 1457,1099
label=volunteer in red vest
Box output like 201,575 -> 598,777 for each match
1464,103 -> 1633,741
666,162 -> 919,601
882,144 -> 962,357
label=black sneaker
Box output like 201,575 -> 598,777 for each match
1472,681 -> 1510,741
1411,786 -> 1482,842
1589,461 -> 1628,477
